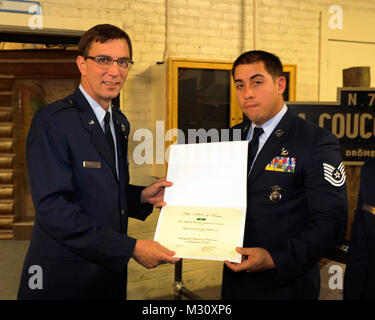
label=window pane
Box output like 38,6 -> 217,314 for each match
178,68 -> 230,143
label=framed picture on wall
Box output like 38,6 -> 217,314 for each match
166,59 -> 297,134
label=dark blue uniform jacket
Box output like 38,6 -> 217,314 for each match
18,88 -> 152,300
222,109 -> 348,300
344,158 -> 375,300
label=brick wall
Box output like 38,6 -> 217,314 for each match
2,0 -> 375,299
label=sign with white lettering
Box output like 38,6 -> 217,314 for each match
0,0 -> 40,14
288,88 -> 375,164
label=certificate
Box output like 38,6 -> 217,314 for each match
154,141 -> 248,263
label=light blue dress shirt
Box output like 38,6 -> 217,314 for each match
247,104 -> 288,171
79,84 -> 119,178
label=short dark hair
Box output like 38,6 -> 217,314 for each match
78,24 -> 133,59
232,50 -> 283,80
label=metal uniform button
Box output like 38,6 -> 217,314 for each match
121,209 -> 125,216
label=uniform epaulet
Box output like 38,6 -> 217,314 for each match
48,96 -> 77,113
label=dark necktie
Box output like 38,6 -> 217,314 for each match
104,111 -> 115,161
247,126 -> 264,173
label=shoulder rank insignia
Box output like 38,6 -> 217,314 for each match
265,156 -> 296,173
323,162 -> 346,187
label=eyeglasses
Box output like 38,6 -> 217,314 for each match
84,56 -> 134,69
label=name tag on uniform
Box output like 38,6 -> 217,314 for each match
83,161 -> 101,168
265,156 -> 296,173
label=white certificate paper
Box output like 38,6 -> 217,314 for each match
154,141 -> 248,263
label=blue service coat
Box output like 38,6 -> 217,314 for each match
344,158 -> 375,299
17,88 -> 153,300
221,109 -> 348,300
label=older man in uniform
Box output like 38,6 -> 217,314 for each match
18,24 -> 179,300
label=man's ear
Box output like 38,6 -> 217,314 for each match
76,56 -> 86,76
277,76 -> 287,95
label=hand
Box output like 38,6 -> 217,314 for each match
224,247 -> 275,273
132,240 -> 180,269
140,177 -> 173,208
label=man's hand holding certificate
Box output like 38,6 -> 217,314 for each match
154,141 -> 248,263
